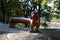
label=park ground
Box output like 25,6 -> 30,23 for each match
0,22 -> 60,40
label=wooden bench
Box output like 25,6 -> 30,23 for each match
9,11 -> 39,31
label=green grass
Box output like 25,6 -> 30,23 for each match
15,23 -> 25,28
51,17 -> 58,22
15,23 -> 37,30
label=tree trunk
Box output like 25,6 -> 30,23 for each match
1,0 -> 6,23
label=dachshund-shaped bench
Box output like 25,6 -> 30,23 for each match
9,11 -> 39,31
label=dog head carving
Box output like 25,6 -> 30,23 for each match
30,11 -> 39,20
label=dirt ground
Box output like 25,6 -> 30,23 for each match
0,22 -> 60,40
0,28 -> 60,40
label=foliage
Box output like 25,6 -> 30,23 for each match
0,0 -> 23,23
0,0 -> 60,24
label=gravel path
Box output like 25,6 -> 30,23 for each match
0,22 -> 60,40
0,29 -> 60,40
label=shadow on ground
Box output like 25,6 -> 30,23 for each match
0,22 -> 60,40
0,28 -> 60,40
38,29 -> 60,40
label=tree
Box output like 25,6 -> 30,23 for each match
0,0 -> 22,23
0,0 -> 6,23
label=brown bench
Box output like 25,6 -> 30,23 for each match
9,11 -> 40,31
